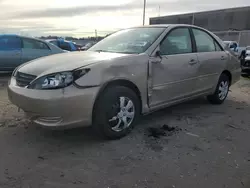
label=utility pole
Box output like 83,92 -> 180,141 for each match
158,5 -> 161,17
143,0 -> 146,25
192,13 -> 195,25
95,29 -> 97,40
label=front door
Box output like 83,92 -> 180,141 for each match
0,36 -> 22,71
149,27 -> 199,107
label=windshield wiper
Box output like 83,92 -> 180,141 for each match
92,50 -> 137,54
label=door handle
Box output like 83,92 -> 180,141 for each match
221,56 -> 225,60
189,59 -> 197,65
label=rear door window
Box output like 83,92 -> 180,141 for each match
192,28 -> 216,52
214,41 -> 223,51
22,38 -> 50,50
0,36 -> 21,50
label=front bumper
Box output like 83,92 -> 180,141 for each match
8,77 -> 100,128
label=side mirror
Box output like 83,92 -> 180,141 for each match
155,50 -> 162,58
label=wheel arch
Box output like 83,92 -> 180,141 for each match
92,79 -> 143,122
221,70 -> 232,85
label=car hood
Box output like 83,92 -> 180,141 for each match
17,51 -> 130,76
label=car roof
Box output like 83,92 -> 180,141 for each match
0,34 -> 18,37
46,39 -> 56,42
224,41 -> 237,43
134,24 -> 206,28
135,24 -> 169,28
131,24 -> 220,34
46,38 -> 72,43
0,34 -> 53,44
136,24 -> 196,27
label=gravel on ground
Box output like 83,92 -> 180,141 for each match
0,77 -> 250,188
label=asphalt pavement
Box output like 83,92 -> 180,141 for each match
0,78 -> 250,188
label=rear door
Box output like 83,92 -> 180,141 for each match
21,37 -> 52,63
191,28 -> 227,92
0,36 -> 22,71
150,27 -> 199,106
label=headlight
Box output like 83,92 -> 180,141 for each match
28,69 -> 89,89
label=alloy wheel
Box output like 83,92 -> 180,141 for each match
218,81 -> 229,100
108,96 -> 135,132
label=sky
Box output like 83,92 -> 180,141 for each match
0,0 -> 250,37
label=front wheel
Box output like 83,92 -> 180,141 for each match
207,73 -> 230,104
93,86 -> 140,139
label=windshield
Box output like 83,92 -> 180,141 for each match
246,46 -> 250,51
88,27 -> 166,54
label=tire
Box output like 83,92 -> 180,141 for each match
207,73 -> 230,104
93,86 -> 140,139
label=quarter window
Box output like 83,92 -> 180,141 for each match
160,28 -> 192,55
0,36 -> 21,50
214,41 -> 222,51
192,29 -> 216,52
22,38 -> 50,50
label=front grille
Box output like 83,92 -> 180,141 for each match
16,72 -> 36,87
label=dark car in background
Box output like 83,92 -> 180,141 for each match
47,39 -> 82,51
0,35 -> 65,72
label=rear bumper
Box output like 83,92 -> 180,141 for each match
8,77 -> 100,129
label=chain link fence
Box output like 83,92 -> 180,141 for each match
213,30 -> 250,47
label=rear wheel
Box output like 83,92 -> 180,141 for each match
207,73 -> 230,104
93,86 -> 140,139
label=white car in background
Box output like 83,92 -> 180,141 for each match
224,40 -> 244,55
81,42 -> 97,51
241,46 -> 250,75
224,41 -> 238,50
245,46 -> 250,56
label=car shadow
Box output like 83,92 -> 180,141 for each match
139,97 -> 210,123
0,72 -> 11,78
5,84 -> 249,153
21,95 -> 247,143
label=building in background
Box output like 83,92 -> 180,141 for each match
150,6 -> 250,47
